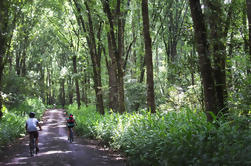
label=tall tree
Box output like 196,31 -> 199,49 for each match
0,1 -> 23,118
205,0 -> 233,114
84,1 -> 104,114
142,0 -> 156,113
102,0 -> 126,113
72,55 -> 81,109
105,33 -> 118,111
189,0 -> 217,121
71,0 -> 104,114
0,1 -> 9,118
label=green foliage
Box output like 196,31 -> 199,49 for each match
125,81 -> 147,111
68,104 -> 251,166
0,111 -> 25,148
230,75 -> 251,114
2,71 -> 34,107
0,98 -> 46,151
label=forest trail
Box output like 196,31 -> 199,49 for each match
0,109 -> 126,166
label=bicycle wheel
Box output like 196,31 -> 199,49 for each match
29,134 -> 35,156
69,128 -> 73,143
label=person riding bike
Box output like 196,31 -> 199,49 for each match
66,114 -> 77,141
26,112 -> 42,154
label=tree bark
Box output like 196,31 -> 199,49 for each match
0,1 -> 9,118
135,49 -> 146,111
246,0 -> 251,74
205,0 -> 229,114
84,2 -> 104,114
71,0 -> 104,113
68,76 -> 74,105
102,0 -> 126,113
106,33 -> 119,111
81,71 -> 88,106
72,55 -> 81,109
0,1 -> 22,117
189,0 -> 217,121
142,0 -> 156,113
21,50 -> 26,77
60,79 -> 66,108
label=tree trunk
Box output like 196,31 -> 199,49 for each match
47,69 -> 52,105
102,0 -> 126,113
68,76 -> 73,105
60,79 -> 65,108
107,33 -> 119,111
246,0 -> 251,74
84,2 -> 104,114
0,1 -> 19,118
21,51 -> 26,77
39,64 -> 45,103
72,55 -> 81,109
189,0 -> 217,121
227,31 -> 234,89
205,0 -> 228,114
81,72 -> 88,106
135,50 -> 146,111
71,0 -> 104,113
142,0 -> 156,113
0,64 -> 4,119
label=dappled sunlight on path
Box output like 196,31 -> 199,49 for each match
0,109 -> 126,166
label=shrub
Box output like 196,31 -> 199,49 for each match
0,98 -> 46,151
68,104 -> 251,166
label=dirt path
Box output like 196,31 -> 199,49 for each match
0,109 -> 126,166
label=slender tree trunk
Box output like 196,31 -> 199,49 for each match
117,0 -> 126,113
60,79 -> 65,108
47,69 -> 52,105
0,63 -> 4,119
189,0 -> 217,121
72,55 -> 81,109
81,72 -> 88,106
142,0 -> 156,113
135,50 -> 146,111
52,80 -> 56,104
68,76 -> 73,105
246,0 -> 251,74
15,53 -> 20,76
227,31 -> 234,89
155,43 -> 159,74
170,40 -> 178,61
39,64 -> 45,103
21,51 -> 26,77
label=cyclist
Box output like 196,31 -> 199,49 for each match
26,112 -> 42,154
66,114 -> 76,141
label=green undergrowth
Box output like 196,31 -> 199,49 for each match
0,98 -> 46,151
68,104 -> 251,166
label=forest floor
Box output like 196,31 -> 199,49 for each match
0,109 -> 126,166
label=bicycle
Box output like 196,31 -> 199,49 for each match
29,132 -> 36,156
69,127 -> 74,143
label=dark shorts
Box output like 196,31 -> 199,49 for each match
29,131 -> 39,139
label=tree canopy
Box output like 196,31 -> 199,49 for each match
0,0 -> 250,120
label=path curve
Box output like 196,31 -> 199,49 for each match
0,109 -> 126,166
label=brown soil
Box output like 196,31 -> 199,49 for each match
0,109 -> 127,166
